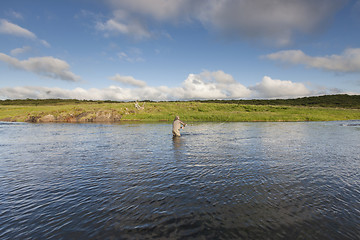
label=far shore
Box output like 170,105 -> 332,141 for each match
1,95 -> 359,123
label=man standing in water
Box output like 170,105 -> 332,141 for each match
172,116 -> 186,137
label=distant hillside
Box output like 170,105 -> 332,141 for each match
0,94 -> 359,109
199,94 -> 360,109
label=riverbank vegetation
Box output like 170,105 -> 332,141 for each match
0,95 -> 359,123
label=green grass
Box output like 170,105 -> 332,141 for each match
1,100 -> 359,122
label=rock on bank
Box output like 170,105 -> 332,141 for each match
25,110 -> 122,123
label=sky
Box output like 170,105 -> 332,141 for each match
0,0 -> 360,101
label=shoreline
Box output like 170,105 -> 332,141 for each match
1,99 -> 360,123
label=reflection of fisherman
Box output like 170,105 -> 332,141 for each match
172,116 -> 186,137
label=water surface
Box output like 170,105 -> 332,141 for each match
0,121 -> 359,239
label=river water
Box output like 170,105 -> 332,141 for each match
0,121 -> 359,239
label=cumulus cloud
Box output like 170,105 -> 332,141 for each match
109,74 -> 147,87
0,53 -> 81,82
264,48 -> 360,73
180,70 -> 251,99
250,76 -> 311,99
0,19 -> 50,47
99,0 -> 345,46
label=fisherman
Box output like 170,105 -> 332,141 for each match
172,116 -> 186,137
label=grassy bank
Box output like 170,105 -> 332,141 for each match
1,96 -> 360,123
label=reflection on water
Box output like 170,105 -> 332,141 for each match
172,136 -> 183,150
0,121 -> 359,239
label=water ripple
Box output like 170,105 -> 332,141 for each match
0,122 -> 359,239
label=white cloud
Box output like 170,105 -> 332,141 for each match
0,19 -> 50,47
10,46 -> 31,56
0,19 -> 36,39
0,53 -> 81,82
95,13 -> 151,40
250,76 -> 311,99
265,48 -> 360,73
109,74 -> 147,87
99,0 -> 345,46
181,70 -> 251,99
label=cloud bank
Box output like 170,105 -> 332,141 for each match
0,71 -> 317,100
99,0 -> 345,46
265,48 -> 360,73
0,53 -> 81,82
0,19 -> 50,47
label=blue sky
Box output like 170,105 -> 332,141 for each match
0,0 -> 360,100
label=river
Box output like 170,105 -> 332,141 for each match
0,121 -> 359,239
